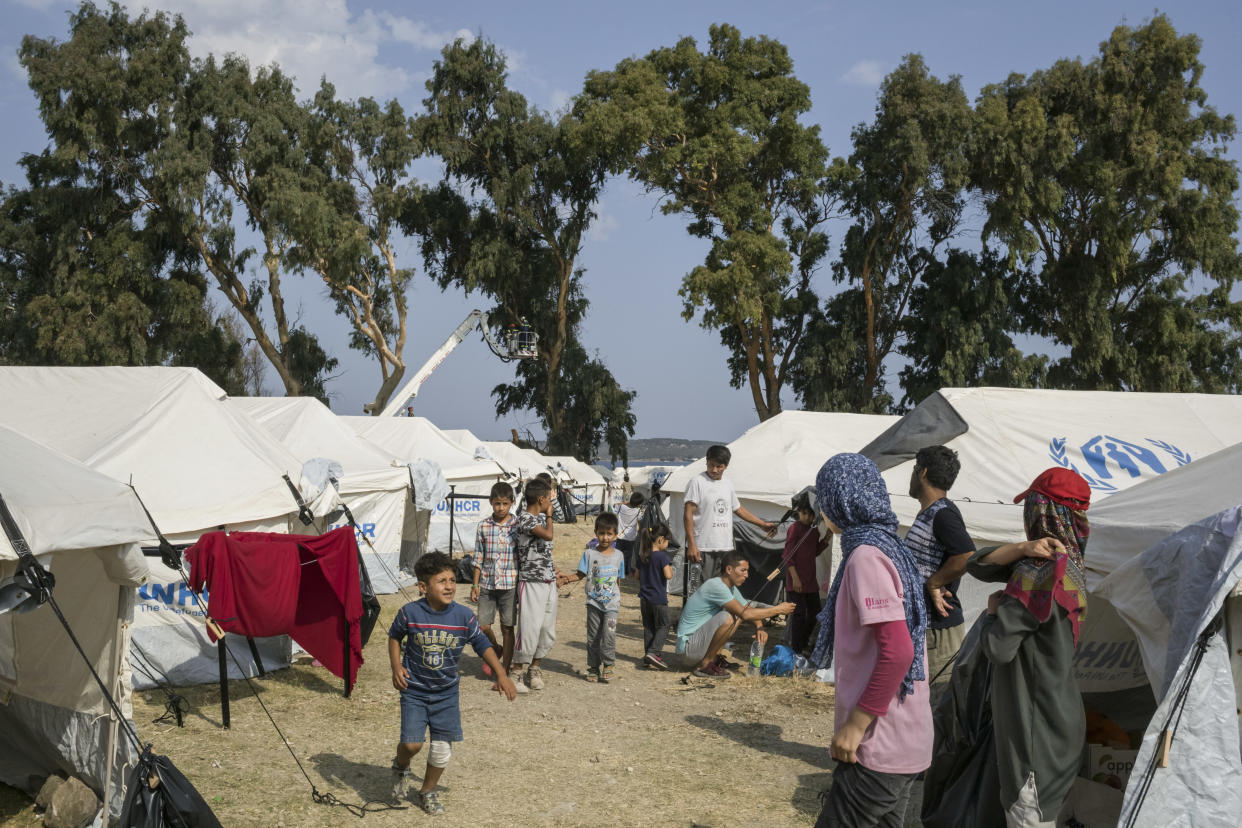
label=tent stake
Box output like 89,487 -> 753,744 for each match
447,485 -> 456,556
218,639 -> 230,729
343,632 -> 352,698
246,636 -> 266,677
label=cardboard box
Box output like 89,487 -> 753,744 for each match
1086,745 -> 1139,790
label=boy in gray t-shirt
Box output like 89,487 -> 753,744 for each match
565,512 -> 625,682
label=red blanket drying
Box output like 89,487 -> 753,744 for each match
186,527 -> 364,686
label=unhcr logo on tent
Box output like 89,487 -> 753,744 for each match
1049,436 -> 1192,493
137,582 -> 208,617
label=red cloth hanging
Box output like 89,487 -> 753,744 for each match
187,527 -> 364,686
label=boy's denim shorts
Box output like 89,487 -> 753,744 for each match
399,690 -> 463,743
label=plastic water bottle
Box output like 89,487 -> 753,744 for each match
748,640 -> 763,676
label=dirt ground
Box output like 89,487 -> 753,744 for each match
2,523 -> 842,827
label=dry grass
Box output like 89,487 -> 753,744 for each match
3,523 -> 837,827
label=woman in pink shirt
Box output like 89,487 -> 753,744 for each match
810,453 -> 933,828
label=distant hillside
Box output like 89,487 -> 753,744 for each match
624,437 -> 723,464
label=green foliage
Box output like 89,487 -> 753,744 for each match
798,54 -> 973,411
291,83 -> 426,411
17,2 -> 337,397
972,14 -> 1242,391
494,340 -> 636,464
579,24 -> 830,420
420,38 -> 635,461
897,249 -> 1047,407
0,131 -> 245,388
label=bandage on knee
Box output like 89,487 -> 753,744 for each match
427,740 -> 451,768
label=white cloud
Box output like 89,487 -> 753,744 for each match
841,59 -> 886,87
118,0 -> 473,101
548,88 -> 570,114
587,211 -> 619,243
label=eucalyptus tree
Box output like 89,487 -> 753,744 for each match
580,23 -> 831,421
420,38 -> 635,461
972,15 -> 1242,391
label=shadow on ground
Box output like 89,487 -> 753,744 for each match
310,752 -> 447,812
685,715 -> 830,766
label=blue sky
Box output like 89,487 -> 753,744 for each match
3,0 -> 1240,444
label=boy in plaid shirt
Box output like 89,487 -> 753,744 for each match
470,481 -> 518,676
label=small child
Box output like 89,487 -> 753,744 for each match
616,491 -> 645,573
785,492 -> 829,655
637,525 -> 675,670
471,481 -> 518,676
565,512 -> 625,682
388,552 -> 516,815
510,479 -> 564,694
536,471 -> 567,523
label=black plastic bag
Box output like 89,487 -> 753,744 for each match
555,488 -> 577,524
920,613 -> 1005,828
119,747 -> 223,828
357,553 -> 381,648
455,554 -> 476,584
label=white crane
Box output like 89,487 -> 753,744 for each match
370,310 -> 537,416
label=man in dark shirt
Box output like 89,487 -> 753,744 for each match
904,445 -> 975,701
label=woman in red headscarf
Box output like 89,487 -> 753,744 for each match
966,467 -> 1091,828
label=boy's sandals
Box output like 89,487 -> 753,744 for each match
600,665 -> 614,683
390,761 -> 411,800
584,669 -> 599,682
416,789 -> 446,815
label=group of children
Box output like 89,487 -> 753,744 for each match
387,473 -> 679,814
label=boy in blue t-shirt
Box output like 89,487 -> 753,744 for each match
388,552 -> 516,815
565,512 -> 625,682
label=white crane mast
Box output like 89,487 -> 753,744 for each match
372,310 -> 536,417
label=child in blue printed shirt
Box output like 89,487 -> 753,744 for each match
564,512 -> 625,683
388,552 -> 516,815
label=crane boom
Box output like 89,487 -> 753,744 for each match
376,311 -> 486,417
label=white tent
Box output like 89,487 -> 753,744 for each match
0,424 -> 151,818
861,387 -> 1242,545
479,441 -> 556,481
0,366 -> 320,688
441,428 -> 486,453
544,455 -> 610,513
659,411 -> 897,598
662,410 -> 900,542
1040,444 -> 1242,827
344,416 -> 505,553
229,397 -> 419,593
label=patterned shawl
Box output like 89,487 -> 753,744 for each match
810,453 -> 927,700
1003,492 -> 1090,643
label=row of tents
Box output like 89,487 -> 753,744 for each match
0,365 -> 611,819
3,371 -> 1239,824
654,387 -> 1242,825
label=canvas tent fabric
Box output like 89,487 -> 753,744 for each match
860,387 -> 1242,546
0,424 -> 152,818
229,396 -> 417,593
0,367 -> 317,540
1090,507 -> 1242,826
544,455 -> 609,513
661,410 -> 899,543
1086,441 -> 1242,586
0,366 -> 328,690
345,416 -> 505,553
480,441 -> 555,481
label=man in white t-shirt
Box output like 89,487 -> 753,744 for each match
683,444 -> 776,596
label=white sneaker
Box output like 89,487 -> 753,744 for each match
527,666 -> 545,690
511,667 -> 531,694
